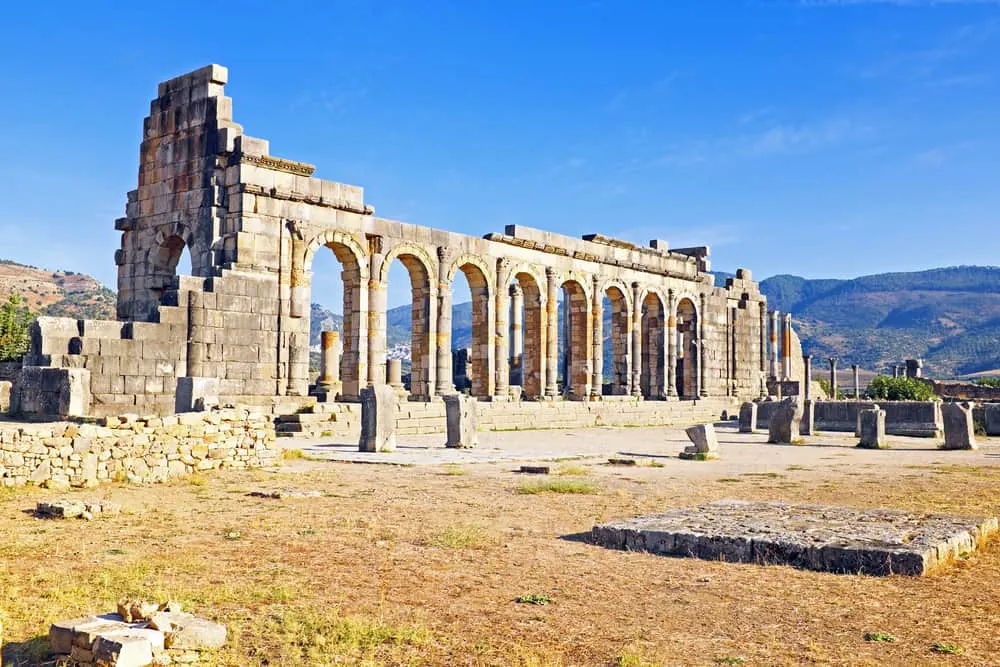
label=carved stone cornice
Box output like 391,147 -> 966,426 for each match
241,154 -> 316,177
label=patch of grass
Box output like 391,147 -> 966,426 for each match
426,523 -> 494,549
717,478 -> 742,483
785,465 -> 812,471
222,530 -> 242,541
187,474 -> 208,486
516,478 -> 598,495
443,465 -> 467,476
555,464 -> 588,476
931,642 -> 964,655
716,658 -> 745,665
615,653 -> 644,666
281,448 -> 321,461
515,593 -> 551,605
320,430 -> 334,437
864,631 -> 897,643
739,472 -> 786,479
646,460 -> 666,468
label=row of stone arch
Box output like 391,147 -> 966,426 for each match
296,230 -> 705,402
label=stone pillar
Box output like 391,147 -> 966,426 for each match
367,240 -> 386,387
852,364 -> 861,400
905,359 -> 923,379
435,247 -> 454,396
781,314 -> 792,381
444,393 -> 478,448
666,290 -> 677,398
630,282 -> 642,398
591,277 -> 603,399
802,355 -> 812,401
387,358 -> 404,391
828,357 -> 838,399
942,402 -> 977,450
319,331 -> 341,389
359,385 -> 397,452
892,365 -> 899,379
510,283 -> 524,385
544,267 -> 559,398
759,302 -> 767,374
858,405 -> 887,449
769,310 -> 779,379
738,401 -> 757,434
495,259 -> 510,400
698,293 -> 708,397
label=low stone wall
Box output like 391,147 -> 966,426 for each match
756,400 -> 942,438
0,408 -> 278,488
277,396 -> 737,438
930,380 -> 1000,402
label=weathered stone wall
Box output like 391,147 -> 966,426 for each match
18,64 -> 770,419
756,400 -> 942,438
0,408 -> 277,488
930,380 -> 1000,402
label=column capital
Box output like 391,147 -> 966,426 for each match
509,283 -> 523,298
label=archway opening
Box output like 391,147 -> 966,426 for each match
149,234 -> 191,304
676,297 -> 699,399
641,292 -> 665,400
307,241 -> 363,400
386,254 -> 433,400
509,272 -> 543,399
602,286 -> 630,395
559,280 -> 590,400
452,263 -> 491,398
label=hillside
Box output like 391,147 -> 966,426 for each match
757,266 -> 1000,377
0,260 -> 116,320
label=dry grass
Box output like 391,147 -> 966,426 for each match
3,453 -> 1000,665
516,477 -> 599,495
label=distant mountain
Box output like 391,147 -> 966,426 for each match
758,266 -> 1000,377
0,259 -> 115,320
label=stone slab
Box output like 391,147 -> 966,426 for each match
591,499 -> 999,576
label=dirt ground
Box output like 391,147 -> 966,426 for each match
3,424 -> 1000,666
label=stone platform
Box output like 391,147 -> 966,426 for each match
591,500 -> 999,576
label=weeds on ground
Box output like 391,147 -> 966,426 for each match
555,464 -> 587,476
515,593 -> 551,606
864,632 -> 897,643
516,479 -> 598,495
931,642 -> 964,655
426,523 -> 494,549
443,465 -> 467,476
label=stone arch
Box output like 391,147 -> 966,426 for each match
449,257 -> 493,398
559,278 -> 591,400
641,290 -> 667,400
144,224 -> 199,308
380,241 -> 436,400
301,229 -> 370,401
509,269 -> 545,399
602,282 -> 632,395
676,296 -> 700,398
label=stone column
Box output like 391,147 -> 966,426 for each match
852,364 -> 861,400
769,310 -> 779,379
367,239 -> 386,387
828,357 -> 839,399
905,358 -> 923,379
544,267 -> 559,398
803,355 -> 812,401
758,302 -> 767,373
631,282 -> 642,398
510,284 -> 523,364
387,358 -> 404,391
435,247 -> 454,396
892,365 -> 899,379
590,277 -> 603,399
698,293 -> 708,397
781,314 -> 792,381
319,331 -> 341,389
666,289 -> 677,398
495,259 -> 510,400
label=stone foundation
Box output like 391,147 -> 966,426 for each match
756,400 -> 942,438
0,408 -> 277,488
592,500 -> 999,576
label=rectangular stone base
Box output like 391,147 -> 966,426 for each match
592,500 -> 998,576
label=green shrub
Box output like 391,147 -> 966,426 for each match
866,376 -> 935,401
0,293 -> 34,361
975,376 -> 1000,388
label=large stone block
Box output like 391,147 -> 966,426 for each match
857,405 -> 887,449
359,385 -> 397,452
738,402 -> 757,434
767,397 -> 802,444
984,403 -> 1000,437
680,423 -> 719,460
444,394 -> 478,448
175,377 -> 220,413
12,367 -> 91,418
942,401 -> 977,450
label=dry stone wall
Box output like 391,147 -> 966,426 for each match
0,408 -> 277,489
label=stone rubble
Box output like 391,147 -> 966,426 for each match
680,423 -> 719,460
247,489 -> 322,499
49,600 -> 226,666
35,499 -> 121,520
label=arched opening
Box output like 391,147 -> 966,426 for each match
602,286 -> 630,395
641,292 -> 666,400
148,234 -> 191,304
386,254 -> 434,400
676,297 -> 699,399
307,241 -> 364,400
452,263 -> 491,398
559,279 -> 590,400
509,271 -> 543,399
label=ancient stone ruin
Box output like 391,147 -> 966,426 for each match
12,64 -> 776,423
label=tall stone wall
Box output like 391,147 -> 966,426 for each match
16,64 -> 771,418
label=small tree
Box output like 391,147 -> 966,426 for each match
867,375 -> 935,401
0,294 -> 34,361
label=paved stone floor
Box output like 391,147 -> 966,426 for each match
591,499 -> 999,576
281,421 -> 1000,471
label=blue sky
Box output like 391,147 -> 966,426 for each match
0,0 -> 998,310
